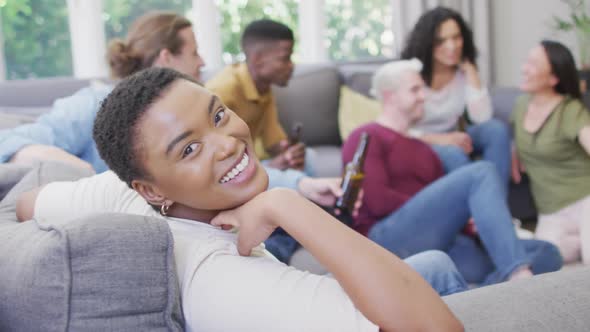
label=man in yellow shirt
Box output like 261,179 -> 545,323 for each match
206,19 -> 310,173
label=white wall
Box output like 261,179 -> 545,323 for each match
491,0 -> 578,87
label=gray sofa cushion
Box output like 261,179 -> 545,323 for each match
310,145 -> 342,178
0,77 -> 92,107
0,106 -> 51,129
0,163 -> 33,202
444,267 -> 590,331
0,162 -> 184,331
274,64 -> 342,146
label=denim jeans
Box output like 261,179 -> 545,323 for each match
368,161 -> 563,286
431,119 -> 511,192
403,250 -> 468,296
447,234 -> 563,284
265,228 -> 299,263
262,147 -> 318,263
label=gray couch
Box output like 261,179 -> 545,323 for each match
1,65 -> 590,331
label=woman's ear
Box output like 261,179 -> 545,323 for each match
153,48 -> 173,67
132,179 -> 167,206
549,74 -> 559,88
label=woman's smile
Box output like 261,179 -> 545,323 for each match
219,147 -> 258,185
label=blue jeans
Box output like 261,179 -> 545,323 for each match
448,234 -> 563,284
431,119 -> 511,192
262,147 -> 317,178
262,147 -> 318,263
265,229 -> 299,263
368,161 -> 563,286
404,250 -> 467,296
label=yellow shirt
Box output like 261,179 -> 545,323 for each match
206,63 -> 287,158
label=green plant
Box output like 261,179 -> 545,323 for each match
553,0 -> 590,68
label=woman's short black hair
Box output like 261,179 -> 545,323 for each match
541,40 -> 582,99
93,67 -> 197,188
401,6 -> 477,86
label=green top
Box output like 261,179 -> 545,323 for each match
511,95 -> 590,214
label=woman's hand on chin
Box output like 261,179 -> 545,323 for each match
211,188 -> 300,256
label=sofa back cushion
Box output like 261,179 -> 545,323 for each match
0,162 -> 184,331
0,77 -> 92,107
273,64 -> 342,146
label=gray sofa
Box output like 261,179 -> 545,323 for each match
2,65 -> 590,331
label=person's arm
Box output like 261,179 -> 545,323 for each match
212,188 -> 462,332
416,132 -> 473,154
15,186 -> 44,222
460,61 -> 493,124
342,131 -> 411,217
10,145 -> 95,171
261,96 -> 288,155
16,171 -> 150,223
510,144 -> 525,184
0,86 -> 109,168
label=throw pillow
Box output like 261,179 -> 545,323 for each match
338,86 -> 380,141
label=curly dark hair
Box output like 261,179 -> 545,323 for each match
241,19 -> 294,53
541,40 -> 582,99
401,6 -> 477,86
93,67 -> 197,188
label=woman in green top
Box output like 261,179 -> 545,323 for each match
512,40 -> 590,264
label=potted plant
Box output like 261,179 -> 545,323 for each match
553,0 -> 590,91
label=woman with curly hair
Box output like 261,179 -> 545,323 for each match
401,7 -> 511,188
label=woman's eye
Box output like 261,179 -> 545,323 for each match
182,143 -> 199,158
214,109 -> 226,126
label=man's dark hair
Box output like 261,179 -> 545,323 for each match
241,19 -> 294,53
401,6 -> 477,86
93,67 -> 197,188
541,40 -> 582,100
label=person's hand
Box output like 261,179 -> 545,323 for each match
297,177 -> 363,217
442,132 -> 473,154
459,60 -> 481,89
211,188 -> 297,256
10,144 -> 95,174
511,147 -> 525,184
266,140 -> 306,170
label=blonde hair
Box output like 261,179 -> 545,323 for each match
106,11 -> 192,79
370,59 -> 423,101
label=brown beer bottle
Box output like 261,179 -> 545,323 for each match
288,122 -> 303,146
335,132 -> 370,214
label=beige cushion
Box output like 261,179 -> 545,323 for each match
337,86 -> 380,141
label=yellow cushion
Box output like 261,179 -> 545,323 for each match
338,86 -> 381,141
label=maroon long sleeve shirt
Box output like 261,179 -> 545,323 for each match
342,122 -> 444,235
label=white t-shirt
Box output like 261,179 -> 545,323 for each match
411,70 -> 493,135
34,171 -> 378,332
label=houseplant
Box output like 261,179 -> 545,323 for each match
553,0 -> 590,91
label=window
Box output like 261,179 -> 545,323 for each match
215,0 -> 298,64
103,0 -> 192,39
324,0 -> 394,61
0,0 -> 72,79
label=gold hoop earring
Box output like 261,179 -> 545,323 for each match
160,202 -> 171,216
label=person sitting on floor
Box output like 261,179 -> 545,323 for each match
342,59 -> 563,285
401,6 -> 511,187
512,40 -> 590,264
